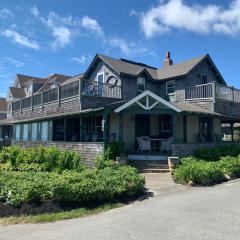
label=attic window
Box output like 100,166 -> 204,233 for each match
137,77 -> 145,92
200,74 -> 208,84
166,80 -> 175,95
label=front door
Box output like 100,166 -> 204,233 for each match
199,117 -> 213,142
135,114 -> 150,138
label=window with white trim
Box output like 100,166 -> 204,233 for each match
41,121 -> 49,141
15,124 -> 21,141
31,122 -> 38,141
166,80 -> 175,95
137,77 -> 145,92
23,124 -> 29,141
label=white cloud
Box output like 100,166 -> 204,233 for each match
81,16 -> 104,37
108,37 -> 148,56
1,29 -> 40,49
70,55 -> 92,65
30,5 -> 40,17
140,0 -> 240,38
0,7 -> 14,20
0,57 -> 25,67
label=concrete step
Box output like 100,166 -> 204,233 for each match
147,164 -> 169,169
141,168 -> 170,173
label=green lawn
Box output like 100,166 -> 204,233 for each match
0,203 -> 122,225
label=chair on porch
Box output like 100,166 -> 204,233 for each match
137,136 -> 152,152
161,137 -> 173,153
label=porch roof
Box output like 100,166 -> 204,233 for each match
114,90 -> 182,113
113,90 -> 229,118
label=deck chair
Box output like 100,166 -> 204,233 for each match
137,136 -> 151,152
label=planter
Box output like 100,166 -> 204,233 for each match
168,157 -> 180,175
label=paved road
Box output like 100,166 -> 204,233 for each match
1,175 -> 240,240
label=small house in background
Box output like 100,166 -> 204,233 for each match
2,52 -> 240,166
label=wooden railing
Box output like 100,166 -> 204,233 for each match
12,79 -> 122,112
82,80 -> 122,99
186,83 -> 213,100
186,82 -> 240,103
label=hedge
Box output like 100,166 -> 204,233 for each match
0,146 -> 85,172
0,166 -> 145,207
174,156 -> 240,186
194,145 -> 240,161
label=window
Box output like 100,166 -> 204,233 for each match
41,121 -> 49,141
31,122 -> 38,141
161,115 -> 172,132
23,124 -> 29,141
15,124 -> 21,141
200,74 -> 208,84
166,80 -> 175,95
137,77 -> 145,92
97,73 -> 104,83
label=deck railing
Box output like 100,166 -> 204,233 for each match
186,82 -> 240,103
12,79 -> 122,112
186,83 -> 213,100
81,80 -> 122,99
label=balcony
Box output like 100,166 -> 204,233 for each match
11,79 -> 122,113
186,82 -> 240,103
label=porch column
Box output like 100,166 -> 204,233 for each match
64,117 -> 67,141
103,110 -> 108,144
119,113 -> 123,141
79,116 -> 83,142
172,114 -> 177,143
230,121 -> 234,142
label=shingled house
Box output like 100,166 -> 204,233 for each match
0,97 -> 11,145
4,52 -> 240,166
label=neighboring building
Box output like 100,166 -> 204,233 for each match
3,52 -> 240,166
0,98 -> 11,144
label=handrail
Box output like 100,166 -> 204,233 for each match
186,83 -> 213,100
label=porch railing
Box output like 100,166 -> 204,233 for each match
186,82 -> 240,103
12,78 -> 122,112
186,83 -> 213,100
81,80 -> 121,99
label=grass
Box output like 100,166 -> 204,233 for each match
0,203 -> 123,225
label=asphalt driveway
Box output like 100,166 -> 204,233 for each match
1,175 -> 240,240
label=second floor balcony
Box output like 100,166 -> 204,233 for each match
185,82 -> 240,104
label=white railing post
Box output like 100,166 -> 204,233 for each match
212,82 -> 216,103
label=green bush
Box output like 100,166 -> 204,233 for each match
218,156 -> 240,177
194,145 -> 240,161
0,166 -> 145,207
104,141 -> 124,161
94,155 -> 117,170
0,146 -> 85,173
174,158 -> 225,186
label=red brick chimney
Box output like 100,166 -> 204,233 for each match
163,51 -> 173,67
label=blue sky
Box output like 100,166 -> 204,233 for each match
0,0 -> 240,97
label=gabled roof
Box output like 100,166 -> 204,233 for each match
114,90 -> 182,113
9,87 -> 26,99
84,53 -> 225,83
0,98 -> 7,112
156,55 -> 207,80
16,74 -> 35,86
22,77 -> 48,86
36,74 -> 72,92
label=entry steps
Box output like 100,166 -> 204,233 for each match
128,160 -> 170,173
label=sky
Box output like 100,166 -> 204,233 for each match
0,0 -> 240,97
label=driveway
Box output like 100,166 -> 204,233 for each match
1,175 -> 240,240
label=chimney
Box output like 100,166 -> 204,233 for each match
163,51 -> 173,67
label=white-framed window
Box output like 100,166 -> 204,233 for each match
23,124 -> 29,141
166,80 -> 175,95
200,74 -> 208,84
41,121 -> 49,141
161,115 -> 172,132
137,77 -> 145,92
97,73 -> 104,83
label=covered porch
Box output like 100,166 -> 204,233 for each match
109,91 -> 240,159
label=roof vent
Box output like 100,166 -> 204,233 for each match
163,51 -> 173,68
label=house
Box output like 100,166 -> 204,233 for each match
3,52 -> 240,166
0,98 -> 11,145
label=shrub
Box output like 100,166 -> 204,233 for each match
0,146 -> 85,172
0,166 -> 145,207
104,141 -> 124,161
194,145 -> 240,161
218,156 -> 240,177
174,158 -> 225,186
94,155 -> 117,170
